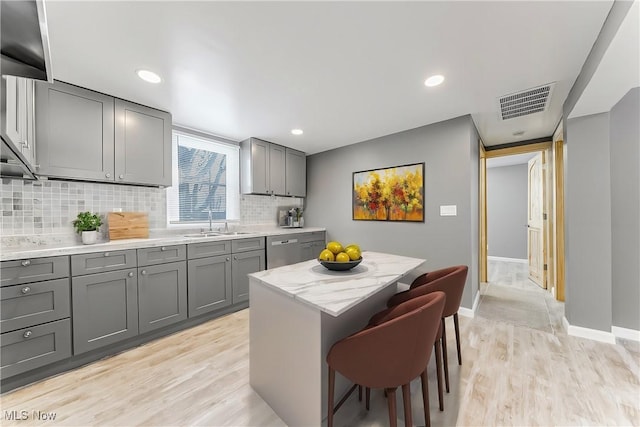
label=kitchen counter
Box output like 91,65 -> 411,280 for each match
0,227 -> 326,261
249,251 -> 425,426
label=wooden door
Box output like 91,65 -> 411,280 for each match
528,153 -> 545,287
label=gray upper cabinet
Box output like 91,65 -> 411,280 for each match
285,148 -> 306,197
115,100 -> 172,186
34,80 -> 172,187
1,76 -> 36,166
72,269 -> 139,354
35,81 -> 115,181
269,143 -> 286,195
241,138 -> 303,196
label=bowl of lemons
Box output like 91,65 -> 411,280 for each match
318,241 -> 362,271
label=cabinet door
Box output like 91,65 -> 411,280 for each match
2,76 -> 26,147
250,138 -> 270,194
269,143 -> 286,195
114,99 -> 172,186
72,269 -> 138,354
35,81 -> 115,181
312,241 -> 326,258
1,319 -> 71,379
285,148 -> 306,197
232,249 -> 265,304
300,242 -> 314,262
138,262 -> 187,334
187,255 -> 232,318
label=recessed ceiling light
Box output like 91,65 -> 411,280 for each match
513,130 -> 525,136
136,69 -> 162,84
291,129 -> 303,135
424,74 -> 445,87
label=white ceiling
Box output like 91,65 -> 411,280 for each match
569,0 -> 640,119
45,1 -> 613,154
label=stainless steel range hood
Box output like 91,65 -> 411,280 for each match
1,0 -> 53,82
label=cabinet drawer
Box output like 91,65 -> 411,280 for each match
1,256 -> 69,287
1,318 -> 72,379
187,240 -> 231,259
298,231 -> 326,244
231,237 -> 265,253
1,279 -> 70,334
71,250 -> 137,276
137,245 -> 186,267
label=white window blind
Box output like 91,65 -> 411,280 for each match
167,130 -> 240,225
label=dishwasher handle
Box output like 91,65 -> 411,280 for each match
271,238 -> 299,246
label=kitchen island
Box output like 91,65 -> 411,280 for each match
249,251 -> 425,426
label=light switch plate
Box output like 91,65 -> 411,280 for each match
440,205 -> 457,216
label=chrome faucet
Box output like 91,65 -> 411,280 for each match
224,221 -> 229,233
208,206 -> 213,232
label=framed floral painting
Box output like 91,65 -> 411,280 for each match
352,162 -> 424,222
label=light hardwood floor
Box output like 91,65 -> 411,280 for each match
1,262 -> 638,426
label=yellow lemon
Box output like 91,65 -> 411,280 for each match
345,244 -> 361,252
345,247 -> 361,261
319,249 -> 335,261
326,241 -> 343,255
335,252 -> 350,263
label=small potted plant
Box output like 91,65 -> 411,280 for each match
73,211 -> 103,245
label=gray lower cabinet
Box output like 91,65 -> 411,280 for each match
1,256 -> 69,287
1,278 -> 71,333
0,318 -> 72,379
187,255 -> 232,318
232,249 -> 265,304
138,262 -> 187,334
72,269 -> 138,354
301,240 -> 326,262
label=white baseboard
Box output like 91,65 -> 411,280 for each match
612,326 -> 640,342
459,291 -> 480,318
563,316 -> 616,344
488,256 -> 528,264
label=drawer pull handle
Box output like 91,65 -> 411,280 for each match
21,286 -> 31,294
141,270 -> 147,275
128,272 -> 134,277
226,257 -> 230,261
21,260 -> 31,267
104,252 -> 110,257
161,246 -> 167,251
23,330 -> 32,339
105,173 -> 111,178
234,256 -> 237,260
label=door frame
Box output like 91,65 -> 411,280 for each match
479,140 -> 565,301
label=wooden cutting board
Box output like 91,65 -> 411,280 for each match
108,212 -> 149,240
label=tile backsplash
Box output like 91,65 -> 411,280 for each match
1,178 -> 304,239
1,179 -> 166,236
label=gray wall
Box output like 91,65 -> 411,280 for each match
305,115 -> 479,310
487,164 -> 528,259
565,112 -> 612,332
610,87 -> 640,331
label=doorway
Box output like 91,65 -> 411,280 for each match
479,140 -> 566,301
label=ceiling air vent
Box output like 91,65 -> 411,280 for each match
498,83 -> 555,120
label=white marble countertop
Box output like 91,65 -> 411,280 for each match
0,227 -> 326,261
248,251 -> 425,317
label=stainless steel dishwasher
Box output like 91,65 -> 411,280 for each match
266,234 -> 301,269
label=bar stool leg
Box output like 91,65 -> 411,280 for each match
435,340 -> 444,411
454,312 -> 462,365
386,388 -> 398,427
421,370 -> 431,427
402,383 -> 412,427
441,318 -> 450,393
328,368 -> 335,427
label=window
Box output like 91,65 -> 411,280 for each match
167,130 -> 240,226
